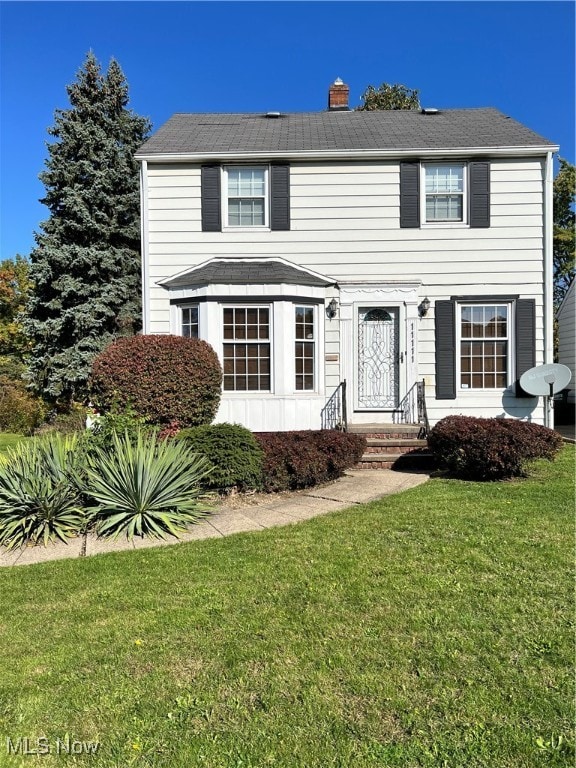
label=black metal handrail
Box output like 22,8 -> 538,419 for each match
321,380 -> 347,431
393,379 -> 429,437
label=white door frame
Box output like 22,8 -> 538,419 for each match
356,305 -> 400,410
338,281 -> 421,423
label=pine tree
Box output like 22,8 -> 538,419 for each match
24,52 -> 150,401
553,158 -> 575,306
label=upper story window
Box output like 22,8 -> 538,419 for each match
225,167 -> 268,228
459,303 -> 510,389
202,164 -> 290,232
423,163 -> 466,223
181,305 -> 199,338
401,161 -> 489,229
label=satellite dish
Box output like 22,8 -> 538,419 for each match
519,363 -> 572,397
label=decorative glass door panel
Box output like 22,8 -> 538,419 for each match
357,307 -> 399,408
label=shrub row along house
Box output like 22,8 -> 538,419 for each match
135,79 -> 558,433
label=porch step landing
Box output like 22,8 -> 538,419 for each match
348,423 -> 435,471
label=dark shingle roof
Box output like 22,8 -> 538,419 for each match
161,260 -> 334,288
137,108 -> 555,157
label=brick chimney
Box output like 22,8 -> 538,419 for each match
328,78 -> 350,111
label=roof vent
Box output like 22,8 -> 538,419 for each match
265,111 -> 281,118
421,107 -> 439,115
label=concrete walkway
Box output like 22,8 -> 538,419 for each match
0,469 -> 429,568
555,424 -> 576,443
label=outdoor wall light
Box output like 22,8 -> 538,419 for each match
418,297 -> 431,318
326,298 -> 339,319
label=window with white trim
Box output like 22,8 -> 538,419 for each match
225,167 -> 268,227
223,307 -> 270,391
295,306 -> 315,391
181,306 -> 199,338
423,163 -> 466,223
459,304 -> 509,389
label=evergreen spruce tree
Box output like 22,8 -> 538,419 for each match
24,52 -> 150,401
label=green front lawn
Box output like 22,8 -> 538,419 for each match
0,448 -> 573,767
0,433 -> 26,452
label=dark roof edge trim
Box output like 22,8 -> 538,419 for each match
170,295 -> 325,305
136,145 -> 558,162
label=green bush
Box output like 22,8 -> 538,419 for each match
86,405 -> 150,453
89,335 -> 222,428
255,430 -> 367,492
0,374 -> 46,435
86,430 -> 213,540
428,415 -> 564,480
176,423 -> 263,492
35,402 -> 89,436
0,434 -> 86,549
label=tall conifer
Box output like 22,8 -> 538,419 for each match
25,52 -> 150,401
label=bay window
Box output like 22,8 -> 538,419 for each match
295,306 -> 315,391
181,305 -> 199,338
223,307 -> 271,391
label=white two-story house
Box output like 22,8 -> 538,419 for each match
135,79 -> 558,432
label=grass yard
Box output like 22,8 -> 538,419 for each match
0,447 -> 573,768
0,433 -> 26,452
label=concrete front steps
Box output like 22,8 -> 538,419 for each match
348,423 -> 436,470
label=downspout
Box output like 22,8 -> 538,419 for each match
139,160 -> 150,334
543,150 -> 554,428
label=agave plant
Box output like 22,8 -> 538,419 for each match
86,429 -> 213,540
0,434 -> 87,550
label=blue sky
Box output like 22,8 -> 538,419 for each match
1,1 -> 574,259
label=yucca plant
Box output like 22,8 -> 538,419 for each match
0,434 -> 87,550
86,429 -> 213,540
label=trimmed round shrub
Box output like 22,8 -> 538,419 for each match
428,415 -> 563,481
255,430 -> 367,492
89,335 -> 222,428
176,423 -> 263,492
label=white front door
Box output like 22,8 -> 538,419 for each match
357,307 -> 399,409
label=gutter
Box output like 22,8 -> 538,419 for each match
139,160 -> 150,334
135,145 -> 559,164
544,150 -> 555,427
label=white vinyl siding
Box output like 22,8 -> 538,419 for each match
144,157 -> 546,425
557,281 -> 575,403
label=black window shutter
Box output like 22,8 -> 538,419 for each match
435,300 -> 457,399
400,162 -> 420,228
201,165 -> 221,232
270,164 -> 290,231
469,162 -> 490,228
515,298 -> 536,396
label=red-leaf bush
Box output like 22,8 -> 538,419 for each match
89,335 -> 222,428
255,430 -> 366,492
428,415 -> 563,480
